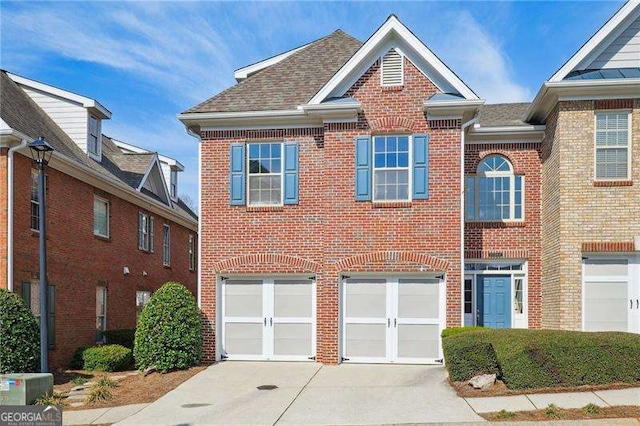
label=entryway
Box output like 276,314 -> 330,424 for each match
221,277 -> 316,361
341,276 -> 444,364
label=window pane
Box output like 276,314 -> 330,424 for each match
596,148 -> 628,179
397,136 -> 409,152
94,199 -> 108,236
375,137 -> 385,153
375,154 -> 385,168
372,136 -> 411,201
249,144 -> 260,158
397,153 -> 408,167
514,278 -> 523,314
374,170 -> 409,201
247,143 -> 283,205
465,177 -> 475,220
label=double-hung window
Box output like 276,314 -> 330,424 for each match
88,115 -> 101,158
138,212 -> 154,251
188,234 -> 196,272
466,155 -> 523,221
94,197 -> 109,238
595,112 -> 631,180
96,286 -> 107,343
162,224 -> 171,266
373,135 -> 410,201
248,142 -> 282,206
30,169 -> 40,231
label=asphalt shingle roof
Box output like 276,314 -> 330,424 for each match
477,103 -> 531,127
185,30 -> 363,113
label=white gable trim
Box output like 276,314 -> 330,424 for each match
549,1 -> 640,82
6,72 -> 112,119
234,42 -> 312,82
308,15 -> 478,104
137,155 -> 172,205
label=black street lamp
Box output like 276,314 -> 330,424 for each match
28,136 -> 54,373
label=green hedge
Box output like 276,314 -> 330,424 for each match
443,329 -> 640,389
134,282 -> 202,372
71,345 -> 132,372
441,326 -> 486,339
0,289 -> 40,373
104,329 -> 136,349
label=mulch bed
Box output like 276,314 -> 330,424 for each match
452,378 -> 640,398
482,405 -> 640,421
54,365 -> 208,411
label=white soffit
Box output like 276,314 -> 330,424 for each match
549,1 -> 640,82
308,15 -> 479,104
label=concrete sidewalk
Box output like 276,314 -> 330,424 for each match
63,403 -> 148,425
465,387 -> 640,413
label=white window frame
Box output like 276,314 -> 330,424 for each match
93,196 -> 110,238
372,135 -> 413,203
96,286 -> 107,343
88,114 -> 101,159
138,212 -> 154,252
380,48 -> 404,87
30,169 -> 40,231
246,141 -> 284,207
163,224 -> 171,267
466,155 -> 524,222
188,234 -> 196,272
594,110 -> 632,181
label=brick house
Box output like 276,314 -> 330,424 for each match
180,5 -> 640,364
0,71 -> 198,368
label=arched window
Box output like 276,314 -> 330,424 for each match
465,155 -> 523,221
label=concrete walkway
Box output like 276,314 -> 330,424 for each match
61,362 -> 640,425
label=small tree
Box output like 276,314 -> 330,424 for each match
134,282 -> 202,372
0,289 -> 40,373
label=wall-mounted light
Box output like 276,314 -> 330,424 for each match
123,267 -> 130,275
142,271 -> 148,276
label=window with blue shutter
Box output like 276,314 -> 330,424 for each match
283,141 -> 299,204
412,134 -> 429,199
355,136 -> 372,201
229,143 -> 246,205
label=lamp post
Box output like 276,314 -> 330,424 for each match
28,136 -> 54,373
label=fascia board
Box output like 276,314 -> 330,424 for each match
234,43 -> 312,81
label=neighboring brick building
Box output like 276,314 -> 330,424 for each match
182,5 -> 639,365
0,71 -> 198,368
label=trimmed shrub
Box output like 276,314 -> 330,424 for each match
0,289 -> 40,373
104,329 -> 136,349
442,331 -> 500,381
443,328 -> 640,389
71,345 -> 132,372
134,282 -> 202,372
441,326 -> 486,339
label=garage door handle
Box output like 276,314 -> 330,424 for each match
394,318 -> 397,328
270,317 -> 273,326
636,299 -> 639,309
264,317 -> 267,326
387,318 -> 390,327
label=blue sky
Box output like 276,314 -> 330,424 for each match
0,1 -> 624,206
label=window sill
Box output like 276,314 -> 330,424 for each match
163,265 -> 171,270
593,180 -> 633,187
466,221 -> 526,228
94,234 -> 111,242
372,201 -> 412,209
246,205 -> 285,212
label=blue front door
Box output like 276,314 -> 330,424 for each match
477,275 -> 511,328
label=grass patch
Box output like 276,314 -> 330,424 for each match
495,409 -> 516,420
583,403 -> 601,416
482,405 -> 640,422
71,377 -> 88,386
442,328 -> 640,390
34,391 -> 67,406
86,376 -> 117,403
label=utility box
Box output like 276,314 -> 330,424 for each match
0,373 -> 54,405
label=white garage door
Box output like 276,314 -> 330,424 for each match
222,278 -> 315,361
583,258 -> 640,333
341,277 -> 443,364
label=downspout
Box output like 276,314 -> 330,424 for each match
460,115 -> 479,325
7,139 -> 28,291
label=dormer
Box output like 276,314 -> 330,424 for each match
6,71 -> 111,161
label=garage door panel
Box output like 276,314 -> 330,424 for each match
225,323 -> 263,355
397,324 -> 439,359
345,324 -> 387,358
345,280 -> 387,318
583,258 -> 631,333
584,260 -> 628,276
274,280 -> 312,318
225,280 -> 263,318
398,279 -> 439,318
274,323 -> 312,356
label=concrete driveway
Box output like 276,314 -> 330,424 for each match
115,362 -> 483,425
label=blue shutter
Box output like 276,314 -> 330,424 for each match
283,142 -> 299,205
355,136 -> 372,201
229,144 -> 246,206
412,134 -> 429,199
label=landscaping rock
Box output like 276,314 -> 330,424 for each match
469,374 -> 496,390
70,385 -> 90,391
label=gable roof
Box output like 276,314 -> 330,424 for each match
549,1 -> 640,82
0,71 -> 197,223
309,15 -> 479,104
185,30 -> 362,113
477,103 -> 531,128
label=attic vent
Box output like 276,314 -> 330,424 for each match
381,49 -> 403,87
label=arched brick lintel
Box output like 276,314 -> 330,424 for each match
214,254 -> 321,274
336,251 -> 451,272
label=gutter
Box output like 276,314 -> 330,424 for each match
460,114 -> 479,325
7,138 -> 28,291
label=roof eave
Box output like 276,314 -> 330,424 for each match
423,98 -> 485,118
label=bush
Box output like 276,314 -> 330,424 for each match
441,326 -> 486,339
443,328 -> 640,390
0,289 -> 40,373
442,331 -> 500,381
104,329 -> 136,349
134,282 -> 202,372
71,345 -> 132,372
